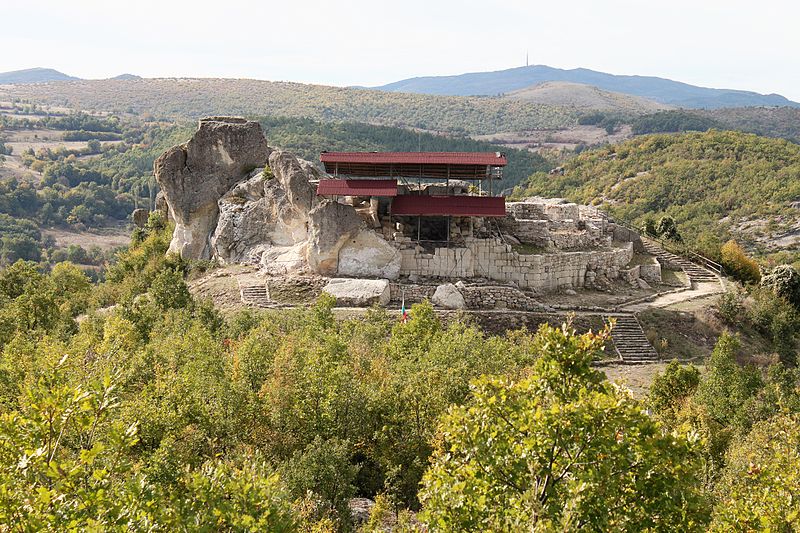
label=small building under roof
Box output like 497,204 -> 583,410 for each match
317,151 -> 508,243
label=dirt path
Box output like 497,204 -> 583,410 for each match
622,278 -> 725,313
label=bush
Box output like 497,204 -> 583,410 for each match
760,264 -> 800,308
716,289 -> 744,324
419,324 -> 710,530
648,360 -> 701,426
720,240 -> 760,283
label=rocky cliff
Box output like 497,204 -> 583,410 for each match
155,117 -> 400,278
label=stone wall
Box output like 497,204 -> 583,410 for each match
398,238 -> 634,291
460,285 -> 545,311
437,310 -> 613,342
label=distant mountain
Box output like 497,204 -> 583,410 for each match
109,73 -> 142,80
505,81 -> 670,113
374,65 -> 800,110
0,67 -> 79,84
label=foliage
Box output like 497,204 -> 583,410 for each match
746,286 -> 800,364
720,240 -> 760,284
715,289 -> 744,325
631,110 -> 720,135
648,360 -> 701,426
694,333 -> 762,428
711,413 -> 800,531
419,323 -> 710,531
761,264 -> 800,308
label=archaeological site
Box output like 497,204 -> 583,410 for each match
153,117 -> 724,364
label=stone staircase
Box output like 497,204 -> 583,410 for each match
642,240 -> 719,284
239,283 -> 272,308
605,313 -> 659,364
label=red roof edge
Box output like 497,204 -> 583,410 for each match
320,151 -> 507,166
391,195 -> 506,217
316,179 -> 398,197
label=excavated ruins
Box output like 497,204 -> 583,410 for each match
154,117 -> 723,364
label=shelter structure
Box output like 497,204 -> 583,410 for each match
317,151 -> 507,244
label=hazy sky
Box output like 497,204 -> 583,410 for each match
3,0 -> 799,99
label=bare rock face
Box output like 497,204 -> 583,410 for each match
211,173 -> 274,264
269,150 -> 316,214
338,229 -> 402,280
154,117 -> 270,259
307,200 -> 364,275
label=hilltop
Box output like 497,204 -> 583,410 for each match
374,65 -> 800,109
514,129 -> 800,263
0,67 -> 79,84
506,81 -> 670,113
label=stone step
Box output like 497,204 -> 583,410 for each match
239,284 -> 272,308
604,313 -> 659,365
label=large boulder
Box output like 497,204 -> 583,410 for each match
431,283 -> 466,309
337,229 -> 402,280
154,117 -> 270,260
307,200 -> 364,275
323,278 -> 390,307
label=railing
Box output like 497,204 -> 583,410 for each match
612,217 -> 725,276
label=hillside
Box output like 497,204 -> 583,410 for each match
506,81 -> 670,113
514,130 -> 800,262
375,65 -> 799,109
0,106 -> 550,265
0,67 -> 78,84
0,78 -> 578,135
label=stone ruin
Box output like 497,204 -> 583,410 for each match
154,118 -> 665,309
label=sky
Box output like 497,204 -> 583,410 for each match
2,0 -> 799,100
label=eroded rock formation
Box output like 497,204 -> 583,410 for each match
154,117 -> 270,259
155,117 -> 401,279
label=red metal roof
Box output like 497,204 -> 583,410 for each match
316,179 -> 398,197
320,152 -> 507,166
320,151 -> 507,180
391,196 -> 506,217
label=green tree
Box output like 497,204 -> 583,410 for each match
149,267 -> 192,311
419,324 -> 710,531
648,360 -> 701,426
711,413 -> 800,531
694,333 -> 761,429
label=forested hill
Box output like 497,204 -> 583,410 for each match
374,65 -> 799,109
514,130 -> 800,261
0,78 -> 577,136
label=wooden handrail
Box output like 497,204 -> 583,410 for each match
612,217 -> 725,276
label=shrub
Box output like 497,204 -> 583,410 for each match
720,240 -> 760,283
761,264 -> 800,308
716,289 -> 744,324
648,360 -> 701,426
419,324 -> 710,530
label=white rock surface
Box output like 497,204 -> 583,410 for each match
338,230 -> 402,280
323,278 -> 390,307
431,283 -> 466,309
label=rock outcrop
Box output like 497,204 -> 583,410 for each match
323,278 -> 391,306
432,283 -> 466,309
154,117 -> 270,259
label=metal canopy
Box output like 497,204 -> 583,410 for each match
316,179 -> 398,196
390,195 -> 507,217
320,151 -> 506,180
